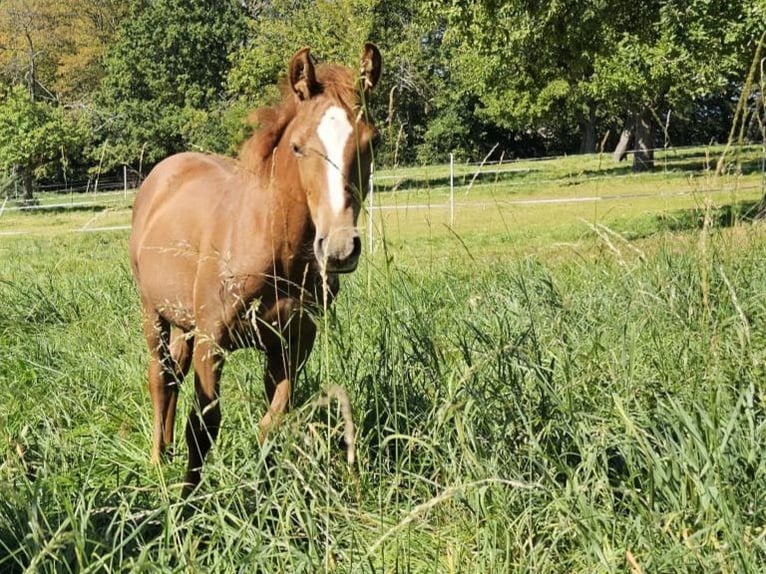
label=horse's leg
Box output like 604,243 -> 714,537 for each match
259,316 -> 316,441
142,312 -> 172,465
162,328 -> 193,458
182,337 -> 224,496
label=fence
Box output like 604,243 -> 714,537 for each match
364,143 -> 766,252
2,143 -> 765,240
5,165 -> 141,199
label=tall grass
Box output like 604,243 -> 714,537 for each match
1,220 -> 766,571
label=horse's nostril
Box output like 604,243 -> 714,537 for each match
315,235 -> 360,272
351,236 -> 362,259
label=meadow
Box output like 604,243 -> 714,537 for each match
1,146 -> 766,572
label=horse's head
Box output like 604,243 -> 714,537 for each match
286,43 -> 381,274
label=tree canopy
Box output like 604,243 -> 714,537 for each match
95,0 -> 249,169
1,0 -> 763,193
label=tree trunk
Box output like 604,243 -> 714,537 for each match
21,166 -> 34,201
24,31 -> 37,102
632,109 -> 654,172
613,128 -> 632,162
579,110 -> 597,154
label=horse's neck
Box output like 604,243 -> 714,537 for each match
247,138 -> 314,273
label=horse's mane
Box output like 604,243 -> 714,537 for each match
238,64 -> 358,175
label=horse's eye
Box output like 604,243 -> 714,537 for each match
291,142 -> 304,157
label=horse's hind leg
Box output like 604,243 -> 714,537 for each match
143,315 -> 193,464
162,327 -> 193,458
143,312 -> 173,464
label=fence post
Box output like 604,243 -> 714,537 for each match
123,165 -> 128,198
761,57 -> 765,197
94,138 -> 107,194
368,163 -> 374,254
449,152 -> 455,227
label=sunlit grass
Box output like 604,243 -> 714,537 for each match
1,148 -> 766,571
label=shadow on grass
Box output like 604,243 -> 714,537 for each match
17,204 -> 112,215
376,162 -> 646,192
656,199 -> 764,233
655,155 -> 763,175
375,167 -> 539,192
586,149 -> 762,178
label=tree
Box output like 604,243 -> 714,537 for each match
435,0 -> 611,157
2,0 -> 763,181
0,85 -> 85,199
585,0 -> 765,170
229,0 -> 376,101
0,0 -> 129,103
433,0 -> 766,168
368,1 -> 449,165
49,0 -> 131,103
0,0 -> 58,101
0,0 -> 132,187
95,0 -> 248,171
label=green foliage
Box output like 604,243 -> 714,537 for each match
417,108 -> 472,163
178,99 -> 255,157
440,0 -> 765,156
1,0 -> 764,178
588,0 -> 764,118
444,1 -> 605,129
0,85 -> 85,183
228,0 -> 376,102
95,0 -> 249,169
364,0 -> 444,165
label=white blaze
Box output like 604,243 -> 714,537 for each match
316,106 -> 353,214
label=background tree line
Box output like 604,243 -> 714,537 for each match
0,0 -> 764,199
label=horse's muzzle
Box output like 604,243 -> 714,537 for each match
316,234 -> 362,273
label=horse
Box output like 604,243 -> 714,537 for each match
129,44 -> 381,495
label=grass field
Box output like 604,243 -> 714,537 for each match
2,146 -> 766,571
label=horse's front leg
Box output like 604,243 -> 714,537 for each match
182,337 -> 224,496
259,313 -> 316,442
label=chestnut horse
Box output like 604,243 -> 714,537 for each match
129,44 -> 381,494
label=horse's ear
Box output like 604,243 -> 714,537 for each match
359,42 -> 381,93
289,47 -> 317,101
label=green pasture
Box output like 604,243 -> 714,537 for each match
2,147 -> 766,571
